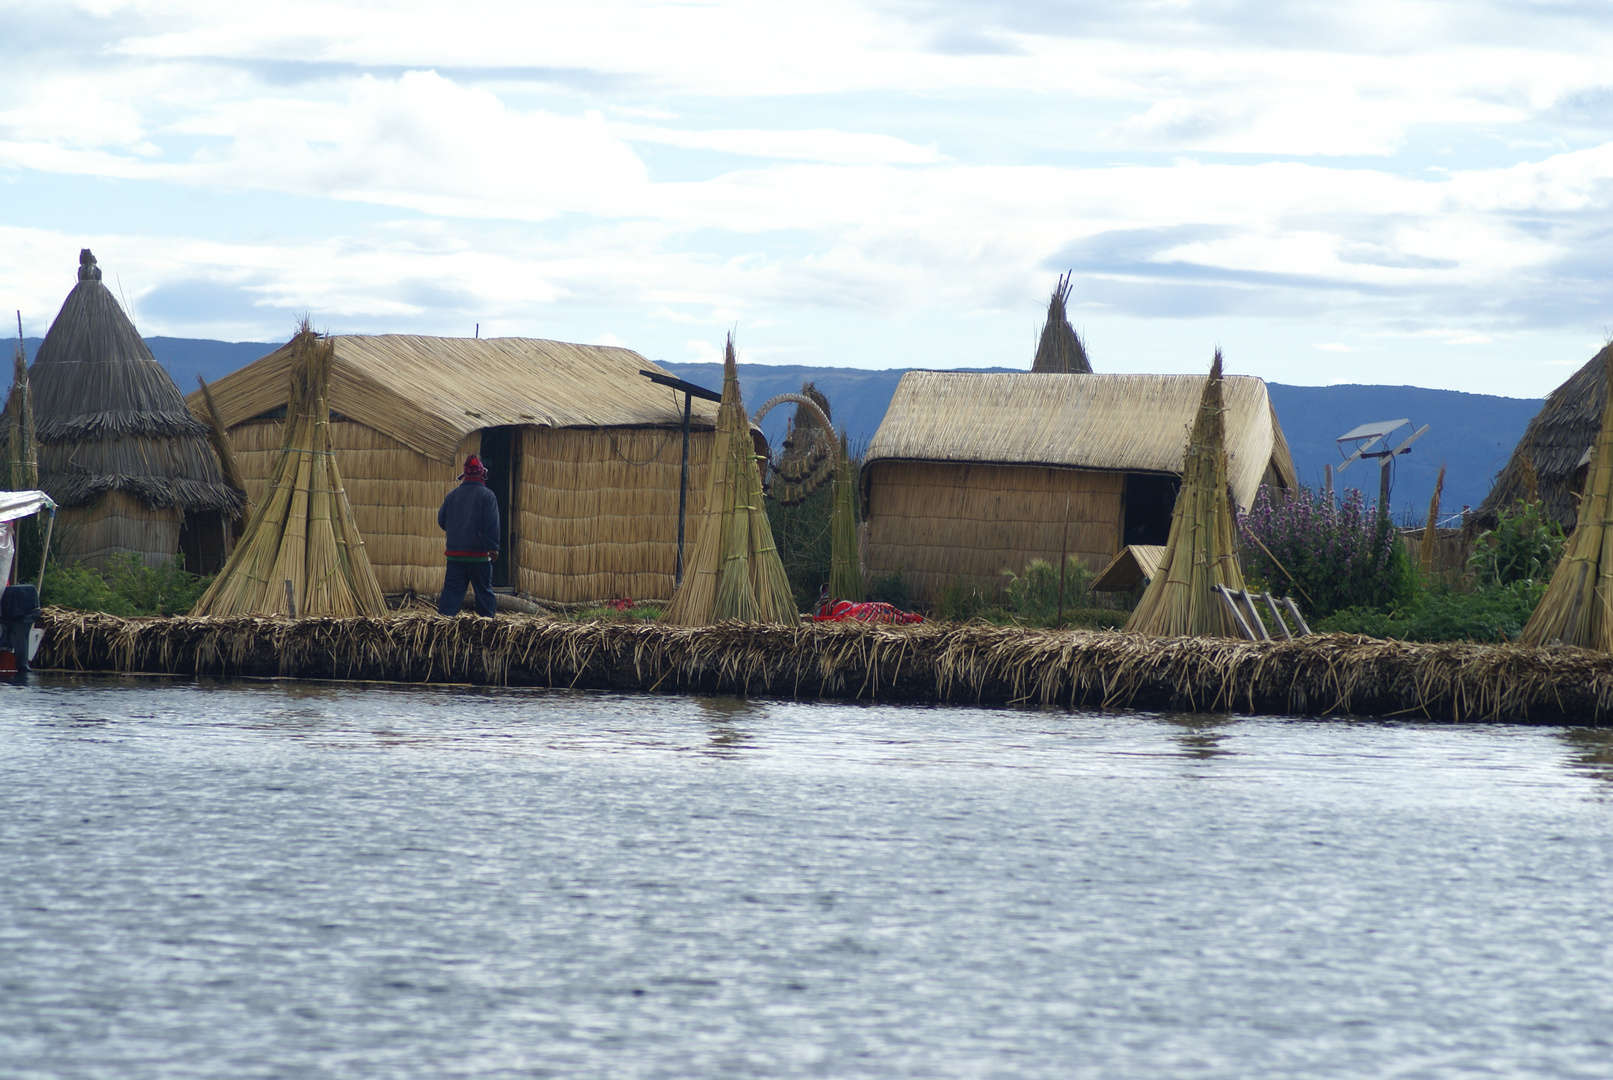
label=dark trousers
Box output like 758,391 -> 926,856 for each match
439,560 -> 496,617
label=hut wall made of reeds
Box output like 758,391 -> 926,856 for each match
860,371 -> 1296,601
190,334 -> 721,603
1472,343 -> 1605,533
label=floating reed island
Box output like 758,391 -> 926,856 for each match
33,608 -> 1613,725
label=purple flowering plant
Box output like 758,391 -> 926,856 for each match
1239,486 -> 1411,618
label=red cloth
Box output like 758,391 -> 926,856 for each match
811,600 -> 923,624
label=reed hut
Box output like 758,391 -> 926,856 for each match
14,250 -> 243,569
188,332 -> 721,603
1032,272 -> 1092,374
860,370 -> 1296,602
1472,342 -> 1608,533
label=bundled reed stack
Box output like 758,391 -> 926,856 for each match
663,336 -> 796,624
828,430 -> 864,602
1419,464 -> 1446,575
191,325 -> 385,618
195,375 -> 249,530
1124,351 -> 1246,637
5,328 -> 37,491
1031,272 -> 1092,374
1521,350 -> 1613,649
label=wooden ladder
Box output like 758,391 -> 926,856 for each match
1213,585 -> 1312,641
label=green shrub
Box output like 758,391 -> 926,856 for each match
932,578 -> 990,622
1318,580 -> 1546,643
769,482 -> 835,612
1001,556 -> 1092,624
569,601 -> 663,622
1240,486 -> 1413,618
867,571 -> 912,612
1468,500 -> 1564,587
41,555 -> 212,616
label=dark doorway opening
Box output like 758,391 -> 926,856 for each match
478,426 -> 516,588
1123,473 -> 1180,547
178,510 -> 230,575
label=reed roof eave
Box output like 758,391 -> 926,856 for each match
188,334 -> 720,463
1471,343 -> 1603,531
864,371 -> 1289,509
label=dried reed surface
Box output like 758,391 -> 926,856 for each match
186,333 -> 718,466
864,461 -> 1123,600
828,431 -> 864,602
1126,352 -> 1246,638
193,328 -> 386,618
196,376 -> 248,523
1523,349 -> 1613,649
59,490 -> 182,568
1418,465 -> 1447,574
21,252 -> 242,517
662,336 -> 795,625
1031,272 -> 1092,374
865,371 -> 1296,511
35,609 -> 1613,724
1473,342 -> 1609,533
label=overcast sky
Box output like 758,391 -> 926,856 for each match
6,0 -> 1613,395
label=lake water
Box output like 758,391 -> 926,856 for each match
2,677 -> 1611,1079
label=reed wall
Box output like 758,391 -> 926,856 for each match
230,419 -> 475,596
58,489 -> 182,568
864,461 -> 1123,601
229,418 -> 716,602
516,426 -> 714,603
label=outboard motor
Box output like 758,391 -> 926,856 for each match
0,583 -> 41,677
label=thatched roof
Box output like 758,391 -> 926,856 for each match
1031,272 -> 1092,374
1472,343 -> 1608,532
14,250 -> 242,513
864,371 -> 1297,509
190,334 -> 721,464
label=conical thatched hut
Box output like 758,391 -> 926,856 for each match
22,250 -> 243,569
1031,272 -> 1092,374
1471,343 -> 1607,533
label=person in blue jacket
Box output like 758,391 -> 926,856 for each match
437,455 -> 500,617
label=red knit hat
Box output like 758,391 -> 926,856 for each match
459,455 -> 487,480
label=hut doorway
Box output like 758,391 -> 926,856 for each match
1123,473 -> 1179,547
479,426 -> 517,588
178,510 -> 231,574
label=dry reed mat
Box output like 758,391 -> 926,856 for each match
192,324 -> 386,618
33,608 -> 1613,724
1126,351 -> 1246,637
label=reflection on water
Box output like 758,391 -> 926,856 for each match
1562,727 -> 1613,785
1160,712 -> 1236,761
3,677 -> 1612,1080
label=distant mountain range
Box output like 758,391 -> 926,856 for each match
16,336 -> 1544,521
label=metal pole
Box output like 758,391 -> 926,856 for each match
676,391 -> 692,585
34,506 -> 54,595
1379,458 -> 1391,520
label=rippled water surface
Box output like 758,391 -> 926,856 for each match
3,676 -> 1613,1079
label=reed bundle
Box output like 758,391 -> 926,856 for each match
1125,351 -> 1246,637
192,325 -> 385,618
196,375 -> 248,526
1031,271 -> 1092,374
1419,464 -> 1446,575
1521,349 -> 1613,649
828,430 -> 864,602
35,608 -> 1613,724
663,336 -> 796,625
5,343 -> 37,491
